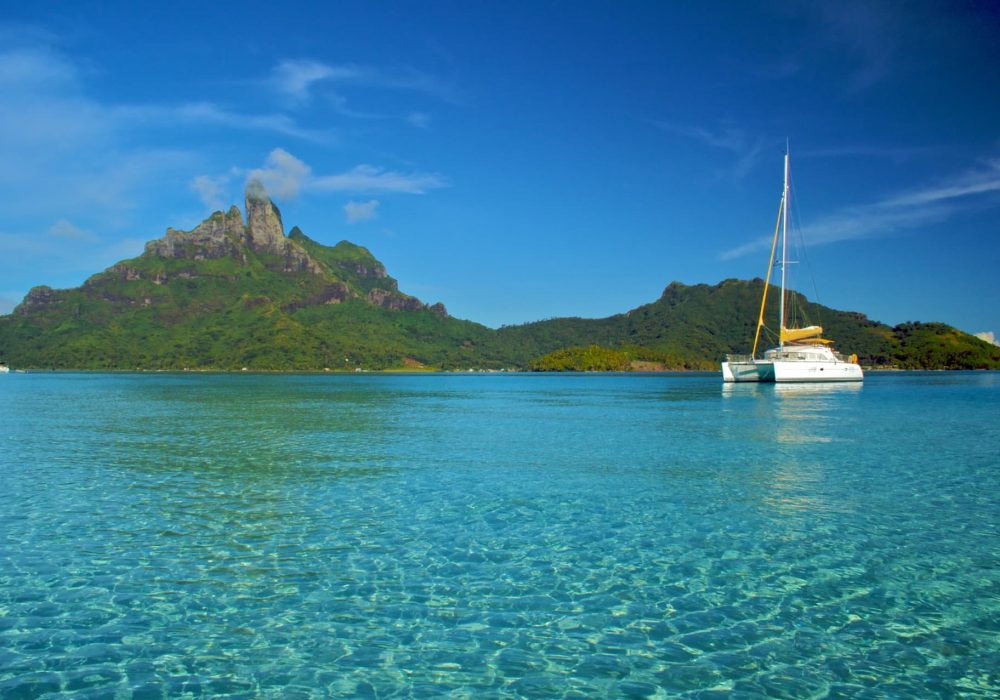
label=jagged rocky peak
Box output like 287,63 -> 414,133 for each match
245,179 -> 286,254
145,206 -> 246,260
14,285 -> 58,315
136,183 -> 323,276
241,181 -> 324,275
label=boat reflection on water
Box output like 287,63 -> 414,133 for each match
720,380 -> 863,515
773,382 -> 861,443
721,380 -> 862,399
773,381 -> 862,399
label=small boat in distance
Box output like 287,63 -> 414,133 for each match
0,364 -> 9,374
721,151 -> 863,383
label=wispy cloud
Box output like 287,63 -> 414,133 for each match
197,149 -> 450,206
818,2 -> 897,94
746,2 -> 901,96
49,218 -> 97,242
269,59 -> 365,102
407,111 -> 431,129
112,102 -> 330,141
0,46 -> 77,89
312,164 -> 448,194
265,57 -> 456,121
879,161 -> 1000,207
0,48 -> 327,145
344,199 -> 380,223
0,45 -> 328,224
654,121 -> 767,180
720,158 -> 1000,260
0,223 -> 147,313
797,143 -> 941,162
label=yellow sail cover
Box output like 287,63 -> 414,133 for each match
780,325 -> 832,344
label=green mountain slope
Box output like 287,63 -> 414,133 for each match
0,193 -> 496,370
1,193 -> 997,371
483,279 -> 997,370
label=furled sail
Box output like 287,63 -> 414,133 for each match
780,325 -> 831,344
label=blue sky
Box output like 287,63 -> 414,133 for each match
2,1 -> 999,338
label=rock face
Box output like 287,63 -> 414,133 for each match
365,288 -> 449,316
283,282 -> 352,312
367,288 -> 424,312
145,206 -> 246,261
140,192 -> 324,276
12,188 -> 445,321
353,262 -> 389,281
15,286 -> 58,315
245,187 -> 286,254
243,190 -> 324,274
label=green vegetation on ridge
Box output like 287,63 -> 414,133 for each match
1,201 -> 997,371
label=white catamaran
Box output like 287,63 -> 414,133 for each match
721,152 -> 863,383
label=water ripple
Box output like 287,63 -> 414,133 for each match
1,372 -> 998,696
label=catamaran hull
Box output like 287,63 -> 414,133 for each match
721,361 -> 774,382
772,360 -> 862,382
721,360 -> 862,383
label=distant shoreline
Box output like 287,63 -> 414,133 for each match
3,367 -> 993,375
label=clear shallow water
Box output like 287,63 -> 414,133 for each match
1,372 -> 998,698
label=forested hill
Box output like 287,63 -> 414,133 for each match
492,280 -> 1000,371
1,194 -> 997,371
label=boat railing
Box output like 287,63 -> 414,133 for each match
763,349 -> 855,363
725,354 -> 754,363
768,350 -> 817,361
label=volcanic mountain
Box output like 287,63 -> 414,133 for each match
1,191 -> 997,371
1,190 -> 497,370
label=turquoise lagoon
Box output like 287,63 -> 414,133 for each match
1,372 -> 998,697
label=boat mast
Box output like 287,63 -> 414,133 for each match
778,148 -> 789,350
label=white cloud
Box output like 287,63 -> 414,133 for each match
269,58 -> 455,100
202,150 -> 448,208
879,163 -> 1000,208
344,199 -> 379,223
190,174 -> 230,211
265,58 -> 458,122
0,45 -> 330,227
269,59 -> 365,102
312,164 -> 448,194
246,148 -> 312,199
49,218 -> 96,242
720,158 -> 1000,260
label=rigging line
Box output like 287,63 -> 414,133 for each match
752,194 -> 785,358
787,168 -> 822,319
